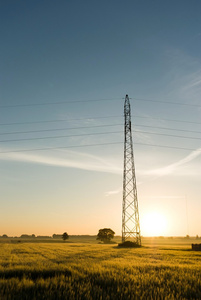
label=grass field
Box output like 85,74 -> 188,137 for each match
0,238 -> 201,299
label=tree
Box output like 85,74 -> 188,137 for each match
62,232 -> 69,241
96,228 -> 115,243
52,234 -> 62,239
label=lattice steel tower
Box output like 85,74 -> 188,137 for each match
122,95 -> 141,245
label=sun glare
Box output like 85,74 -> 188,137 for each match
141,211 -> 168,237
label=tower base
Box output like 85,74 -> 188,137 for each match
118,241 -> 141,248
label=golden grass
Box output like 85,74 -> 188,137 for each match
0,238 -> 200,299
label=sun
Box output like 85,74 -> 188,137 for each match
141,211 -> 168,237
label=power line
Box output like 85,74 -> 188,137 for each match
0,130 -> 122,143
134,142 -> 201,152
0,123 -> 123,136
0,141 -> 123,154
134,124 -> 201,135
0,140 -> 200,155
133,130 -> 201,141
1,122 -> 201,137
133,115 -> 201,125
1,114 -> 201,127
0,115 -> 122,126
132,97 -> 201,108
1,128 -> 200,144
0,96 -> 200,109
0,98 -> 122,108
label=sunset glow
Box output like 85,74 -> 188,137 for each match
141,211 -> 168,237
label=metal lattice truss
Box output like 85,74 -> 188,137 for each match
122,95 -> 141,245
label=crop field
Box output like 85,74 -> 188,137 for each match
0,238 -> 201,299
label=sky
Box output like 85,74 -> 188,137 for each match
1,0 -> 201,237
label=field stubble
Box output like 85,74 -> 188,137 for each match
0,238 -> 200,299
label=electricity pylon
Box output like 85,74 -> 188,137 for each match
122,95 -> 141,245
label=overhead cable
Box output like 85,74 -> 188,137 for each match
133,130 -> 201,141
0,123 -> 123,136
1,129 -> 200,144
0,141 -> 200,155
134,124 -> 201,135
0,115 -> 122,126
0,98 -> 122,108
0,130 -> 122,143
1,123 -> 201,137
132,98 -> 201,108
1,114 -> 201,127
0,96 -> 200,108
0,141 -> 123,154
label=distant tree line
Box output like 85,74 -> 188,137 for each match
0,232 -> 70,239
1,233 -> 201,240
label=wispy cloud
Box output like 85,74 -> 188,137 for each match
182,70 -> 201,93
0,149 -> 122,175
141,196 -> 185,200
144,148 -> 201,176
105,187 -> 122,197
164,47 -> 201,101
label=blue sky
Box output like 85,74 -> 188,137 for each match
1,1 -> 201,236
